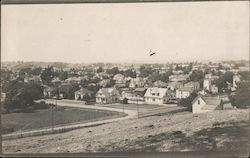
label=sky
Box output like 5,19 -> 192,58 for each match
1,1 -> 249,63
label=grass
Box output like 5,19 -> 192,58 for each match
2,106 -> 126,134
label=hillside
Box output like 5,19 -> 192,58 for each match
3,109 -> 249,154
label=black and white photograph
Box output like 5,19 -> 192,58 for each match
1,0 -> 249,157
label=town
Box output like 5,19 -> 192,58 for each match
1,1 -> 249,155
2,61 -> 249,154
1,60 -> 249,113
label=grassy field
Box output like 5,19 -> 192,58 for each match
3,109 -> 249,154
2,106 -> 126,134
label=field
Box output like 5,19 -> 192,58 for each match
1,106 -> 126,134
3,109 -> 249,155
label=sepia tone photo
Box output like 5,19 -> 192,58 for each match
1,1 -> 249,157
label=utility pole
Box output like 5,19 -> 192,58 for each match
137,99 -> 139,119
51,103 -> 54,133
123,101 -> 124,113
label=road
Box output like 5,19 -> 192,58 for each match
3,99 -> 137,140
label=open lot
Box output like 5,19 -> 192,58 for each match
97,103 -> 184,117
1,106 -> 126,134
3,109 -> 249,154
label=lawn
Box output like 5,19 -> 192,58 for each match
1,106 -> 126,134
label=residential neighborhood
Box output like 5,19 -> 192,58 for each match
1,1 -> 249,155
1,60 -> 249,113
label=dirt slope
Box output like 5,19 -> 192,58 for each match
3,109 -> 249,154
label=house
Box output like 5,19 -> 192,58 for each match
205,73 -> 219,80
99,79 -> 112,88
211,85 -> 219,94
51,78 -> 62,86
153,80 -> 168,88
43,86 -> 56,98
184,81 -> 200,91
59,82 -> 73,98
113,74 -> 128,88
176,87 -> 193,99
75,88 -> 94,101
169,74 -> 189,82
129,77 -> 145,88
144,87 -> 169,105
24,75 -> 42,85
167,82 -> 184,90
1,93 -> 6,102
232,74 -> 240,91
121,88 -> 147,104
113,74 -> 125,82
203,79 -> 211,91
65,77 -> 86,84
192,95 -> 223,113
96,88 -> 120,104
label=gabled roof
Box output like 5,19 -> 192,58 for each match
192,95 -> 222,106
96,88 -> 120,98
144,87 -> 168,98
153,80 -> 168,87
184,81 -> 200,87
177,87 -> 194,92
134,88 -> 147,92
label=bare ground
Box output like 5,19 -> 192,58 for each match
2,109 -> 249,154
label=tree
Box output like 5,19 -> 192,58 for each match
178,92 -> 198,112
41,66 -> 54,85
106,67 -> 120,75
97,67 -> 104,73
123,69 -> 136,78
213,71 -> 234,92
1,69 -> 12,83
3,81 -> 43,112
59,71 -> 68,80
31,67 -> 42,76
190,70 -> 204,82
230,81 -> 250,108
139,66 -> 153,78
238,71 -> 250,81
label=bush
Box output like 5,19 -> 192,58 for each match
178,93 -> 198,112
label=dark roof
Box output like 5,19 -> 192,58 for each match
134,88 -> 147,92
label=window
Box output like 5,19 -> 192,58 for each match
157,93 -> 159,96
153,98 -> 155,102
198,99 -> 200,105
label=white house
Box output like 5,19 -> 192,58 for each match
232,74 -> 240,90
144,87 -> 168,105
192,95 -> 222,113
129,77 -> 145,88
167,82 -> 184,90
184,81 -> 200,91
211,85 -> 219,94
169,74 -> 189,82
96,88 -> 120,104
74,88 -> 93,100
113,74 -> 125,82
203,79 -> 211,91
176,87 -> 193,99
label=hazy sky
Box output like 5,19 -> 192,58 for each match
2,2 -> 249,63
